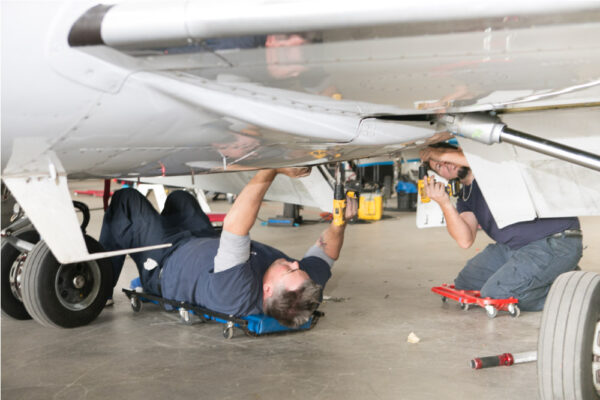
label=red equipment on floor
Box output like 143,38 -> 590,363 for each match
431,283 -> 520,318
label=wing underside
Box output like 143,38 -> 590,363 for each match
2,0 -> 600,262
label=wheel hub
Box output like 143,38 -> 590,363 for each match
55,261 -> 101,311
72,275 -> 86,289
9,253 -> 27,301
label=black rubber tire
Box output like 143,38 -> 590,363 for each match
537,271 -> 600,400
1,230 -> 39,320
21,235 -> 113,328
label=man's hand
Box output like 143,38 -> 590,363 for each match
275,167 -> 312,178
345,196 -> 358,221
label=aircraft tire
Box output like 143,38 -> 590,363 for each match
21,235 -> 113,328
1,230 -> 39,320
537,271 -> 600,400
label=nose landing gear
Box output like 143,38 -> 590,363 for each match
2,199 -> 112,328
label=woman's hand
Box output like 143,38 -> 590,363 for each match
424,176 -> 450,205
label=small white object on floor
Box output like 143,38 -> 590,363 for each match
407,332 -> 420,344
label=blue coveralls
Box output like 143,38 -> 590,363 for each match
99,188 -> 217,294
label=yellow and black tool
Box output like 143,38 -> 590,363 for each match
333,181 -> 346,226
445,178 -> 461,197
419,164 -> 461,202
332,165 -> 359,226
333,163 -> 347,226
418,163 -> 431,203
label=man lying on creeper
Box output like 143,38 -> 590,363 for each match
100,167 -> 358,327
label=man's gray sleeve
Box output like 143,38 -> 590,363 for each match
213,230 -> 251,273
304,245 -> 335,268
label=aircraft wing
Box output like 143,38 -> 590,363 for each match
2,0 -> 600,263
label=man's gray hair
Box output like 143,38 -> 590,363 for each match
264,279 -> 322,328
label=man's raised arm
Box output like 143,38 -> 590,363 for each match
312,195 -> 358,261
223,168 -> 311,236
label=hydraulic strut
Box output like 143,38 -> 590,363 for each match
441,113 -> 600,172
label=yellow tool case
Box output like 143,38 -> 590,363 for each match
358,192 -> 383,220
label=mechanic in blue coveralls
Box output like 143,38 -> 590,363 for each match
100,167 -> 357,327
420,143 -> 583,311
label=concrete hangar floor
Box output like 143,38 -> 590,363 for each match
2,180 -> 600,400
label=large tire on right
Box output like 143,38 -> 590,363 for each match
537,271 -> 600,400
1,230 -> 39,320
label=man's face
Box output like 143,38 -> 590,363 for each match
429,160 -> 461,180
264,258 -> 309,292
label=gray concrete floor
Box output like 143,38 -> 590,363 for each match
3,180 -> 600,400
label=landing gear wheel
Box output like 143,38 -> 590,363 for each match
460,303 -> 470,311
538,271 -> 600,400
223,322 -> 234,339
485,305 -> 498,318
21,235 -> 113,328
1,230 -> 39,320
508,304 -> 520,318
441,296 -> 447,303
130,296 -> 142,312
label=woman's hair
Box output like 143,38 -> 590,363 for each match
425,142 -> 470,179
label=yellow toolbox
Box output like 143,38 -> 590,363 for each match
358,192 -> 383,220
